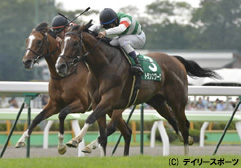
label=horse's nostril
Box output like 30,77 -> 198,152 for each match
23,59 -> 32,66
57,63 -> 66,71
56,63 -> 67,76
60,64 -> 66,69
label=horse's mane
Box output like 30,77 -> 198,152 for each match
35,22 -> 48,32
70,21 -> 92,32
71,25 -> 81,31
34,22 -> 56,38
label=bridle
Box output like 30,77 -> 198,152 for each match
26,32 -> 58,64
59,30 -> 102,71
59,32 -> 83,70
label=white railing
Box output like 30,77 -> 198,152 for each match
0,81 -> 241,156
1,81 -> 241,96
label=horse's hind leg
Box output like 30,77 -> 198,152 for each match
147,95 -> 193,155
146,96 -> 179,136
165,93 -> 194,155
177,119 -> 194,146
175,107 -> 193,155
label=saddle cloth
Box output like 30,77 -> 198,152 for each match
124,51 -> 162,81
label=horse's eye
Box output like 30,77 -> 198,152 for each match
37,40 -> 42,45
73,41 -> 78,46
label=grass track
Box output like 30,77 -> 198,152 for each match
1,155 -> 240,168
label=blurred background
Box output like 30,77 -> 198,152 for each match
1,0 -> 241,149
1,0 -> 241,81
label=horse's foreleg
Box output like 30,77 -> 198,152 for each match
57,133 -> 66,154
66,111 -> 94,148
82,114 -> 131,155
97,116 -> 107,156
66,123 -> 91,148
58,108 -> 70,155
82,111 -> 117,154
67,95 -> 114,156
16,101 -> 58,148
82,115 -> 109,154
118,119 -> 132,156
107,109 -> 132,156
15,111 -> 46,148
58,102 -> 87,154
15,130 -> 29,148
58,102 -> 85,155
82,139 -> 99,153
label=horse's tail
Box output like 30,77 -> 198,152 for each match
174,56 -> 221,79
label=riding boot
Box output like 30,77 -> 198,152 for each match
128,51 -> 144,76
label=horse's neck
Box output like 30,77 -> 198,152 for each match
83,34 -> 114,69
45,35 -> 61,78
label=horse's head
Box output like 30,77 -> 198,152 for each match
22,22 -> 51,69
56,20 -> 93,76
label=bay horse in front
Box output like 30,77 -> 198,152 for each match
55,21 -> 220,155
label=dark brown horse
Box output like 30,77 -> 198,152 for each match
20,22 -> 132,156
55,21 -> 220,155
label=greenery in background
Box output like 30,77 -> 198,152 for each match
0,0 -> 96,81
1,0 -> 241,81
0,0 -> 55,81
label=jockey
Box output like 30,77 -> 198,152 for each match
50,15 -> 69,43
89,8 -> 146,75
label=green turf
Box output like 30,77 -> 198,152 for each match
0,155 -> 240,168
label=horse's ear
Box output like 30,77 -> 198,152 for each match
88,19 -> 93,25
84,20 -> 93,30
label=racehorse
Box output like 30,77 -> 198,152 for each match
55,21 -> 220,155
20,22 -> 132,156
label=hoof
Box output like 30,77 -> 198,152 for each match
15,142 -> 25,148
58,145 -> 67,155
92,145 -> 97,150
188,136 -> 194,145
82,147 -> 92,154
66,140 -> 79,148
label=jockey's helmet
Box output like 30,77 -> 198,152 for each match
51,15 -> 69,33
99,8 -> 117,27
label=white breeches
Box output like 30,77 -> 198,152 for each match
110,31 -> 146,53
